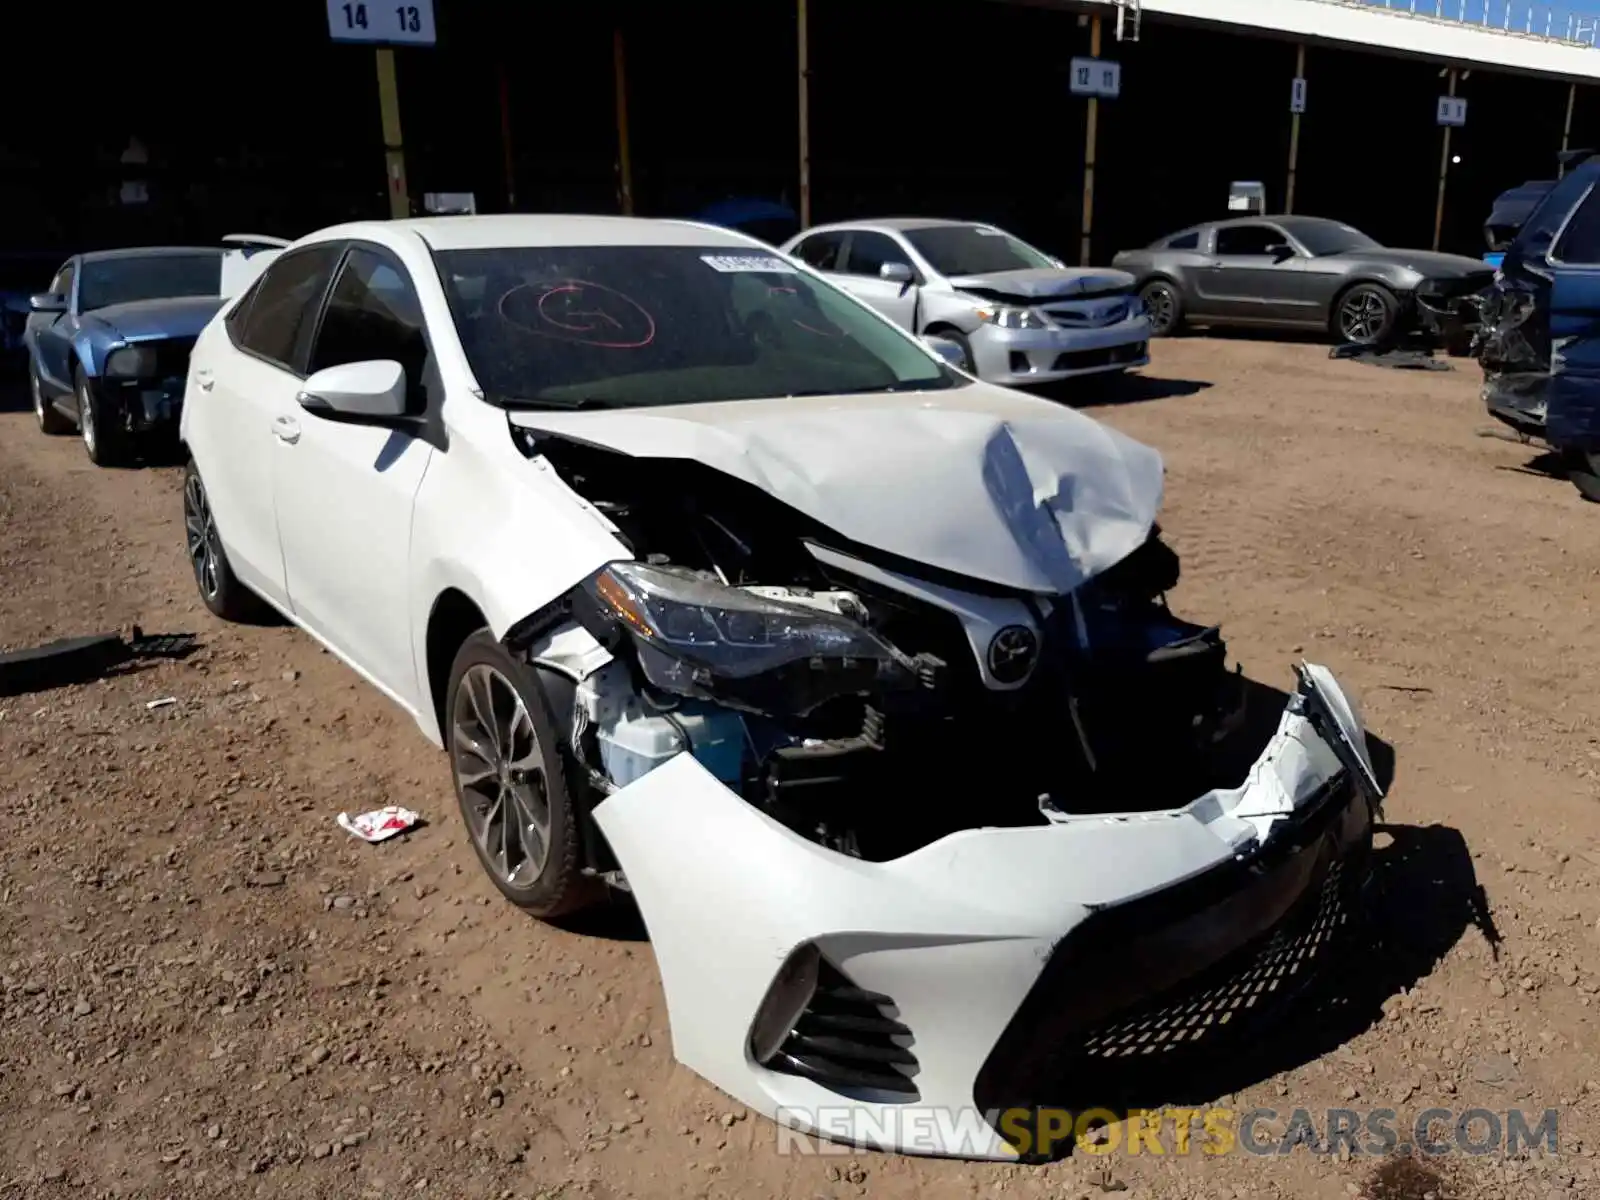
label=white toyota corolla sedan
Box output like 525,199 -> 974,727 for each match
179,214 -> 1383,1160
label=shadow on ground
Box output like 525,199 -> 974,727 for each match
1033,372 -> 1214,407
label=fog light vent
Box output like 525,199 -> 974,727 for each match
753,950 -> 919,1098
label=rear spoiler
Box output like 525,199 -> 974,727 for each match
219,233 -> 291,299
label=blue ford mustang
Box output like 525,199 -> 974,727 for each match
26,245 -> 232,465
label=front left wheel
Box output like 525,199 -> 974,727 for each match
76,367 -> 130,466
1333,283 -> 1399,347
446,630 -> 598,921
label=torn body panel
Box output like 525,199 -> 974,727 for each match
588,664 -> 1377,1159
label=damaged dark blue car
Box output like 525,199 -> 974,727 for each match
1477,149 -> 1600,500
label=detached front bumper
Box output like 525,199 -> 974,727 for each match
592,663 -> 1381,1160
970,314 -> 1151,385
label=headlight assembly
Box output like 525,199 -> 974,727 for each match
975,305 -> 1049,330
104,345 -> 157,378
579,560 -> 915,717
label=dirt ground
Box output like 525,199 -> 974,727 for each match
2,338 -> 1598,1200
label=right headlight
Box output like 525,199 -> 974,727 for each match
580,560 -> 914,717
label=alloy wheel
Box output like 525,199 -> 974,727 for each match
1339,292 -> 1387,343
78,379 -> 97,456
183,470 -> 222,600
452,664 -> 553,889
31,372 -> 44,421
1142,285 -> 1176,334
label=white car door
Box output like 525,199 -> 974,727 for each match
830,231 -> 921,332
272,244 -> 436,708
189,244 -> 345,610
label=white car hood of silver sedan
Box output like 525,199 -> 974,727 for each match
507,384 -> 1164,595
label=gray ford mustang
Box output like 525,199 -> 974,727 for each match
1111,215 -> 1494,349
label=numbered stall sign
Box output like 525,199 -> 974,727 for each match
1070,57 -> 1122,99
1437,96 -> 1468,127
328,0 -> 437,46
1290,77 -> 1307,114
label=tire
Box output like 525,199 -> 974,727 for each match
76,366 -> 129,467
182,458 -> 266,621
1332,283 -> 1399,348
1139,279 -> 1184,337
31,361 -> 71,435
445,630 -> 599,920
928,328 -> 974,373
1569,451 -> 1600,504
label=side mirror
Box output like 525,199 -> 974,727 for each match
296,359 -> 408,419
879,261 -> 915,285
1265,243 -> 1296,262
921,335 -> 967,369
29,292 -> 66,314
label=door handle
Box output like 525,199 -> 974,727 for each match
194,368 -> 214,392
272,415 -> 301,445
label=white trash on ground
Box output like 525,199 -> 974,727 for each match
337,806 -> 421,844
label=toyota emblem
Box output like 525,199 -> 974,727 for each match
987,625 -> 1039,685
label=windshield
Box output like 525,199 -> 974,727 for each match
78,253 -> 222,311
1287,222 -> 1382,257
433,244 -> 961,408
902,225 -> 1058,277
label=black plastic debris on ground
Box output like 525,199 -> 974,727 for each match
0,625 -> 199,697
1329,342 -> 1453,371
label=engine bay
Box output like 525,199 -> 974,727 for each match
516,429 -> 1254,862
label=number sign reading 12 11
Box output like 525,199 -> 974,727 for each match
327,0 -> 437,46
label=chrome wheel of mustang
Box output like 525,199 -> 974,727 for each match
452,664 -> 553,889
77,375 -> 97,458
183,469 -> 222,601
1336,284 -> 1396,346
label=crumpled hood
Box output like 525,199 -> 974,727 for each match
945,266 -> 1135,300
84,295 -> 224,342
508,384 -> 1164,595
1353,249 -> 1491,278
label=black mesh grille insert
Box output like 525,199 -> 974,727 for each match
1076,858 -> 1352,1064
767,959 -> 920,1099
974,780 -> 1371,1126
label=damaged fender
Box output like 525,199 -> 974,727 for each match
590,663 -> 1376,1159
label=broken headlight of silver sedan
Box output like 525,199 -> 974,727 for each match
575,560 -> 926,718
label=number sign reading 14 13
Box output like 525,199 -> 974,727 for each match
327,0 -> 437,46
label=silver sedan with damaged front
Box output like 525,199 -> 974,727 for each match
780,218 -> 1150,385
178,213 -> 1384,1160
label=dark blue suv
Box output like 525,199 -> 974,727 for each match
1478,150 -> 1600,500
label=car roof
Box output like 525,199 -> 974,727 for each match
295,214 -> 764,252
79,246 -> 224,264
801,217 -> 987,236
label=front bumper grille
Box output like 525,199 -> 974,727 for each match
974,774 -> 1370,1135
145,336 -> 197,382
767,959 -> 920,1098
1051,341 -> 1147,372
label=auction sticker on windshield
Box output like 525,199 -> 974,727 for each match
700,254 -> 797,274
